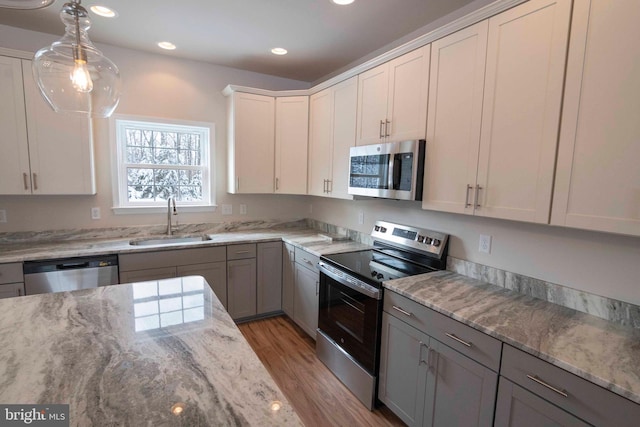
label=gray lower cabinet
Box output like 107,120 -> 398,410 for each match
293,247 -> 320,339
257,241 -> 282,315
227,258 -> 257,320
379,312 -> 498,427
119,246 -> 228,307
0,263 -> 25,299
282,243 -> 295,317
494,377 -> 589,427
496,344 -> 640,427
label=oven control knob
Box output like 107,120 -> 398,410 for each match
377,273 -> 384,280
417,235 -> 425,243
424,237 -> 433,244
380,227 -> 387,233
371,271 -> 378,277
432,238 -> 441,247
374,225 -> 380,231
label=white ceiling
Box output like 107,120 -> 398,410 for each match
0,0 -> 479,83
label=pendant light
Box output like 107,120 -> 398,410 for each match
32,0 -> 121,118
0,0 -> 54,9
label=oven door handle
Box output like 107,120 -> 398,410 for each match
318,262 -> 382,300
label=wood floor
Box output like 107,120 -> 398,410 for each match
238,315 -> 405,427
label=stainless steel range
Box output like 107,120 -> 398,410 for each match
316,220 -> 449,409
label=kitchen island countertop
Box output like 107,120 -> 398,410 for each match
0,275 -> 302,426
384,270 -> 640,405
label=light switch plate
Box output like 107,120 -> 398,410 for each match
222,204 -> 233,215
0,210 -> 6,223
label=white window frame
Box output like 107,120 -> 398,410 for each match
111,115 -> 216,214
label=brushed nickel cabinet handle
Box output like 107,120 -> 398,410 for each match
418,341 -> 427,365
275,177 -> 279,191
234,250 -> 250,255
315,280 -> 319,296
236,177 -> 239,192
23,172 -> 29,190
465,184 -> 473,207
445,332 -> 472,348
379,120 -> 385,138
17,288 -> 22,296
385,119 -> 391,137
475,185 -> 482,208
392,305 -> 412,317
32,173 -> 38,190
527,375 -> 569,398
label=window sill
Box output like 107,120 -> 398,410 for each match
112,205 -> 217,215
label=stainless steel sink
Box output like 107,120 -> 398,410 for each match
129,235 -> 211,246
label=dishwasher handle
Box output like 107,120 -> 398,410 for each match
24,255 -> 119,275
56,262 -> 90,270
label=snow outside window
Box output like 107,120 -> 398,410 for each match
113,118 -> 213,209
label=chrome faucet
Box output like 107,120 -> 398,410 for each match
167,197 -> 177,235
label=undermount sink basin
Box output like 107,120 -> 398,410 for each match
129,235 -> 211,246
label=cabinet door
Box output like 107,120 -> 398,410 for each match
293,263 -> 319,339
308,88 -> 333,196
329,76 -> 357,199
21,59 -> 95,195
356,63 -> 389,146
476,0 -> 571,223
386,45 -> 430,142
0,283 -> 25,299
0,56 -> 30,195
177,262 -> 227,309
282,243 -> 295,317
228,92 -> 275,194
422,21 -> 488,215
256,241 -> 282,315
227,258 -> 257,320
494,378 -> 590,427
551,0 -> 640,236
120,267 -> 177,284
424,339 -> 498,427
378,312 -> 429,427
275,96 -> 309,195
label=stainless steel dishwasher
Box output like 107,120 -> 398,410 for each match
24,255 -> 119,295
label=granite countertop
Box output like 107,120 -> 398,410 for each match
0,275 -> 301,426
384,270 -> 640,405
0,227 -> 371,264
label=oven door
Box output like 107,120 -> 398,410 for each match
318,270 -> 382,375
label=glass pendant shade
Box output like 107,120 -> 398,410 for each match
0,0 -> 54,9
32,0 -> 121,118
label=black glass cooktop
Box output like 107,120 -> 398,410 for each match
321,249 -> 437,286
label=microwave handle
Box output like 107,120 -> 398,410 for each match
387,155 -> 395,190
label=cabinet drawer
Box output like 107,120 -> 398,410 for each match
501,344 -> 640,427
227,243 -> 256,260
0,263 -> 23,284
384,290 -> 502,371
294,247 -> 319,272
119,246 -> 226,271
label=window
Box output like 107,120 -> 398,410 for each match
113,117 -> 213,209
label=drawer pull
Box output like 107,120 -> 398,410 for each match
304,259 -> 313,266
234,250 -> 250,255
527,375 -> 569,398
445,332 -> 472,348
392,305 -> 412,317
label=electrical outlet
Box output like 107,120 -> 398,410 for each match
91,207 -> 101,220
358,210 -> 364,225
221,204 -> 233,215
479,234 -> 492,254
240,204 -> 247,215
0,210 -> 6,223
309,204 -> 313,214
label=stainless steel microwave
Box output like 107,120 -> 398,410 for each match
348,139 -> 425,201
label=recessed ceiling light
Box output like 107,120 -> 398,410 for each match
332,0 -> 355,5
158,42 -> 177,50
90,5 -> 118,18
271,47 -> 288,55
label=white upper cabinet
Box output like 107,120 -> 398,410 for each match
475,0 -> 571,223
422,21 -> 488,215
275,96 -> 309,195
551,0 -> 640,237
423,0 -> 571,224
356,46 -> 430,146
227,91 -> 275,194
308,76 -> 357,199
0,56 -> 95,195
